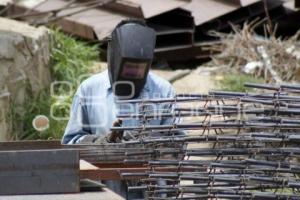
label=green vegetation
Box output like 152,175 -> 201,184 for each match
217,74 -> 263,92
10,29 -> 100,140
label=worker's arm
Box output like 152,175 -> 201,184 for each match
62,85 -> 92,144
160,86 -> 186,136
62,84 -> 123,144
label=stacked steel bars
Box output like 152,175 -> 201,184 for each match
111,82 -> 300,199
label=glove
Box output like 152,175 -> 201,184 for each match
94,119 -> 123,144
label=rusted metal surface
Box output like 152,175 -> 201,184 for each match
6,0 -> 289,62
135,0 -> 187,19
182,0 -> 240,26
181,0 -> 271,26
9,0 -> 125,40
99,0 -> 187,19
0,149 -> 80,195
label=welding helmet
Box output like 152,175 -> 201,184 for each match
107,19 -> 156,99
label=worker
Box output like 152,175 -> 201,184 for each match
62,19 -> 181,199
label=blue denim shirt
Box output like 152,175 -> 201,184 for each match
62,70 -> 177,144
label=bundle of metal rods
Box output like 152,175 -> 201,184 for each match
109,82 -> 300,199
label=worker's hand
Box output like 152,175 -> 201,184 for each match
107,119 -> 123,143
93,119 -> 123,144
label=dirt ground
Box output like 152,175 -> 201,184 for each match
152,66 -> 219,94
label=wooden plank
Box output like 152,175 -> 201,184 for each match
0,149 -> 80,195
0,190 -> 124,200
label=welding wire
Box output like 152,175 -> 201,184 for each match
111,122 -> 300,131
245,83 -> 300,93
130,184 -> 295,192
281,84 -> 300,93
146,159 -> 295,168
244,82 -> 280,91
124,170 -> 298,180
209,91 -> 300,101
144,175 -> 299,186
176,94 -> 211,98
118,108 -> 300,119
185,148 -> 300,157
148,188 -> 300,197
116,92 -> 300,104
147,192 -> 300,200
116,96 -> 211,104
125,148 -> 183,156
117,111 -> 210,119
148,195 -> 299,200
208,91 -> 282,99
250,117 -> 300,124
123,134 -> 299,145
240,97 -> 300,108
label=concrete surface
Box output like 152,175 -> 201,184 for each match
0,17 -> 51,141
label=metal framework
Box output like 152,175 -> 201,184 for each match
113,82 -> 300,199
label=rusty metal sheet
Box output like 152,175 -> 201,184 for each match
136,0 -> 188,19
182,0 -> 240,26
101,0 -> 143,17
182,0 -> 262,26
0,149 -> 80,195
83,0 -> 189,19
13,0 -> 126,40
155,43 -> 212,61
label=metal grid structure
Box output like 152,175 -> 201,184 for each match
108,82 -> 300,199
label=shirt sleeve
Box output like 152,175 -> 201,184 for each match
160,85 -> 186,136
61,85 -> 92,144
